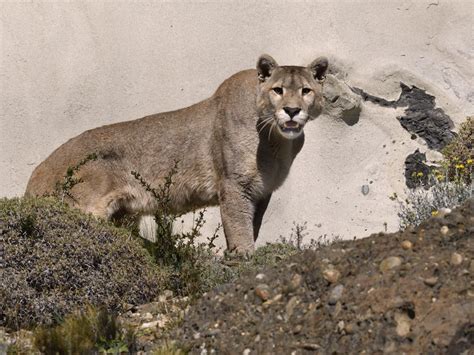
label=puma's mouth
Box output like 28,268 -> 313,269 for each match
276,120 -> 304,139
280,121 -> 302,133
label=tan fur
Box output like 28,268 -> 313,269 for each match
25,55 -> 328,252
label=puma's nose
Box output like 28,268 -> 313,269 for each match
283,107 -> 301,118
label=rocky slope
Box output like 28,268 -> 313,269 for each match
177,199 -> 474,354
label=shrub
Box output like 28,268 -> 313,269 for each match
398,180 -> 472,228
0,197 -> 163,330
397,116 -> 473,228
441,116 -> 473,184
33,307 -> 135,354
132,167 -> 232,297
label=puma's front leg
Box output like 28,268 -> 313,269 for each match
219,180 -> 255,253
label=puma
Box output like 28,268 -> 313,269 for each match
25,54 -> 329,253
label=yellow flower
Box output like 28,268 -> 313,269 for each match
467,159 -> 473,165
436,175 -> 445,181
455,164 -> 465,169
416,172 -> 424,177
431,210 -> 439,216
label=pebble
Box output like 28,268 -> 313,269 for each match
345,322 -> 355,334
439,208 -> 452,216
423,277 -> 438,287
337,320 -> 345,333
255,273 -> 266,281
243,349 -> 251,355
361,184 -> 369,195
380,256 -> 402,273
255,284 -> 271,301
394,312 -> 411,337
293,324 -> 303,334
328,284 -> 344,305
289,273 -> 303,291
401,240 -> 413,250
440,226 -> 449,236
140,320 -> 159,329
450,252 -> 463,266
323,268 -> 341,284
142,312 -> 153,321
285,296 -> 299,319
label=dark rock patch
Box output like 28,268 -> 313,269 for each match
352,83 -> 456,150
404,149 -> 436,189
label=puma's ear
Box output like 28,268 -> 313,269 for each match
308,56 -> 329,81
257,54 -> 278,82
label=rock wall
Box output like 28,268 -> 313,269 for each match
1,1 -> 472,247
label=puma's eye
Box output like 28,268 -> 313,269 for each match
302,88 -> 312,95
272,87 -> 283,95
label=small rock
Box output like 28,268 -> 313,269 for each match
140,320 -> 159,329
255,273 -> 266,281
361,185 -> 370,195
293,324 -> 303,334
337,320 -> 345,333
333,301 -> 342,318
450,252 -> 463,266
345,322 -> 355,334
285,296 -> 299,320
401,240 -> 413,250
423,277 -> 438,287
207,329 -> 221,337
142,312 -> 153,321
323,268 -> 341,284
163,289 -> 173,299
439,207 -> 452,215
255,284 -> 271,301
243,349 -> 251,355
440,226 -> 449,236
394,312 -> 411,337
380,256 -> 402,273
289,273 -> 303,291
328,284 -> 344,305
263,293 -> 283,307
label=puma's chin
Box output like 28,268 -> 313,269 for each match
277,121 -> 304,139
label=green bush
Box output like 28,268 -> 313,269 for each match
0,197 -> 163,330
132,166 -> 234,297
34,307 -> 135,354
397,116 -> 473,228
441,116 -> 473,184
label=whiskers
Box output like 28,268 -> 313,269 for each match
257,115 -> 274,135
267,121 -> 275,142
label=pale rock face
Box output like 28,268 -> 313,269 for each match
322,74 -> 362,127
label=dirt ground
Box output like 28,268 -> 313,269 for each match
176,199 -> 474,354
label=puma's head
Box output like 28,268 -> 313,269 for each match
256,54 -> 328,139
